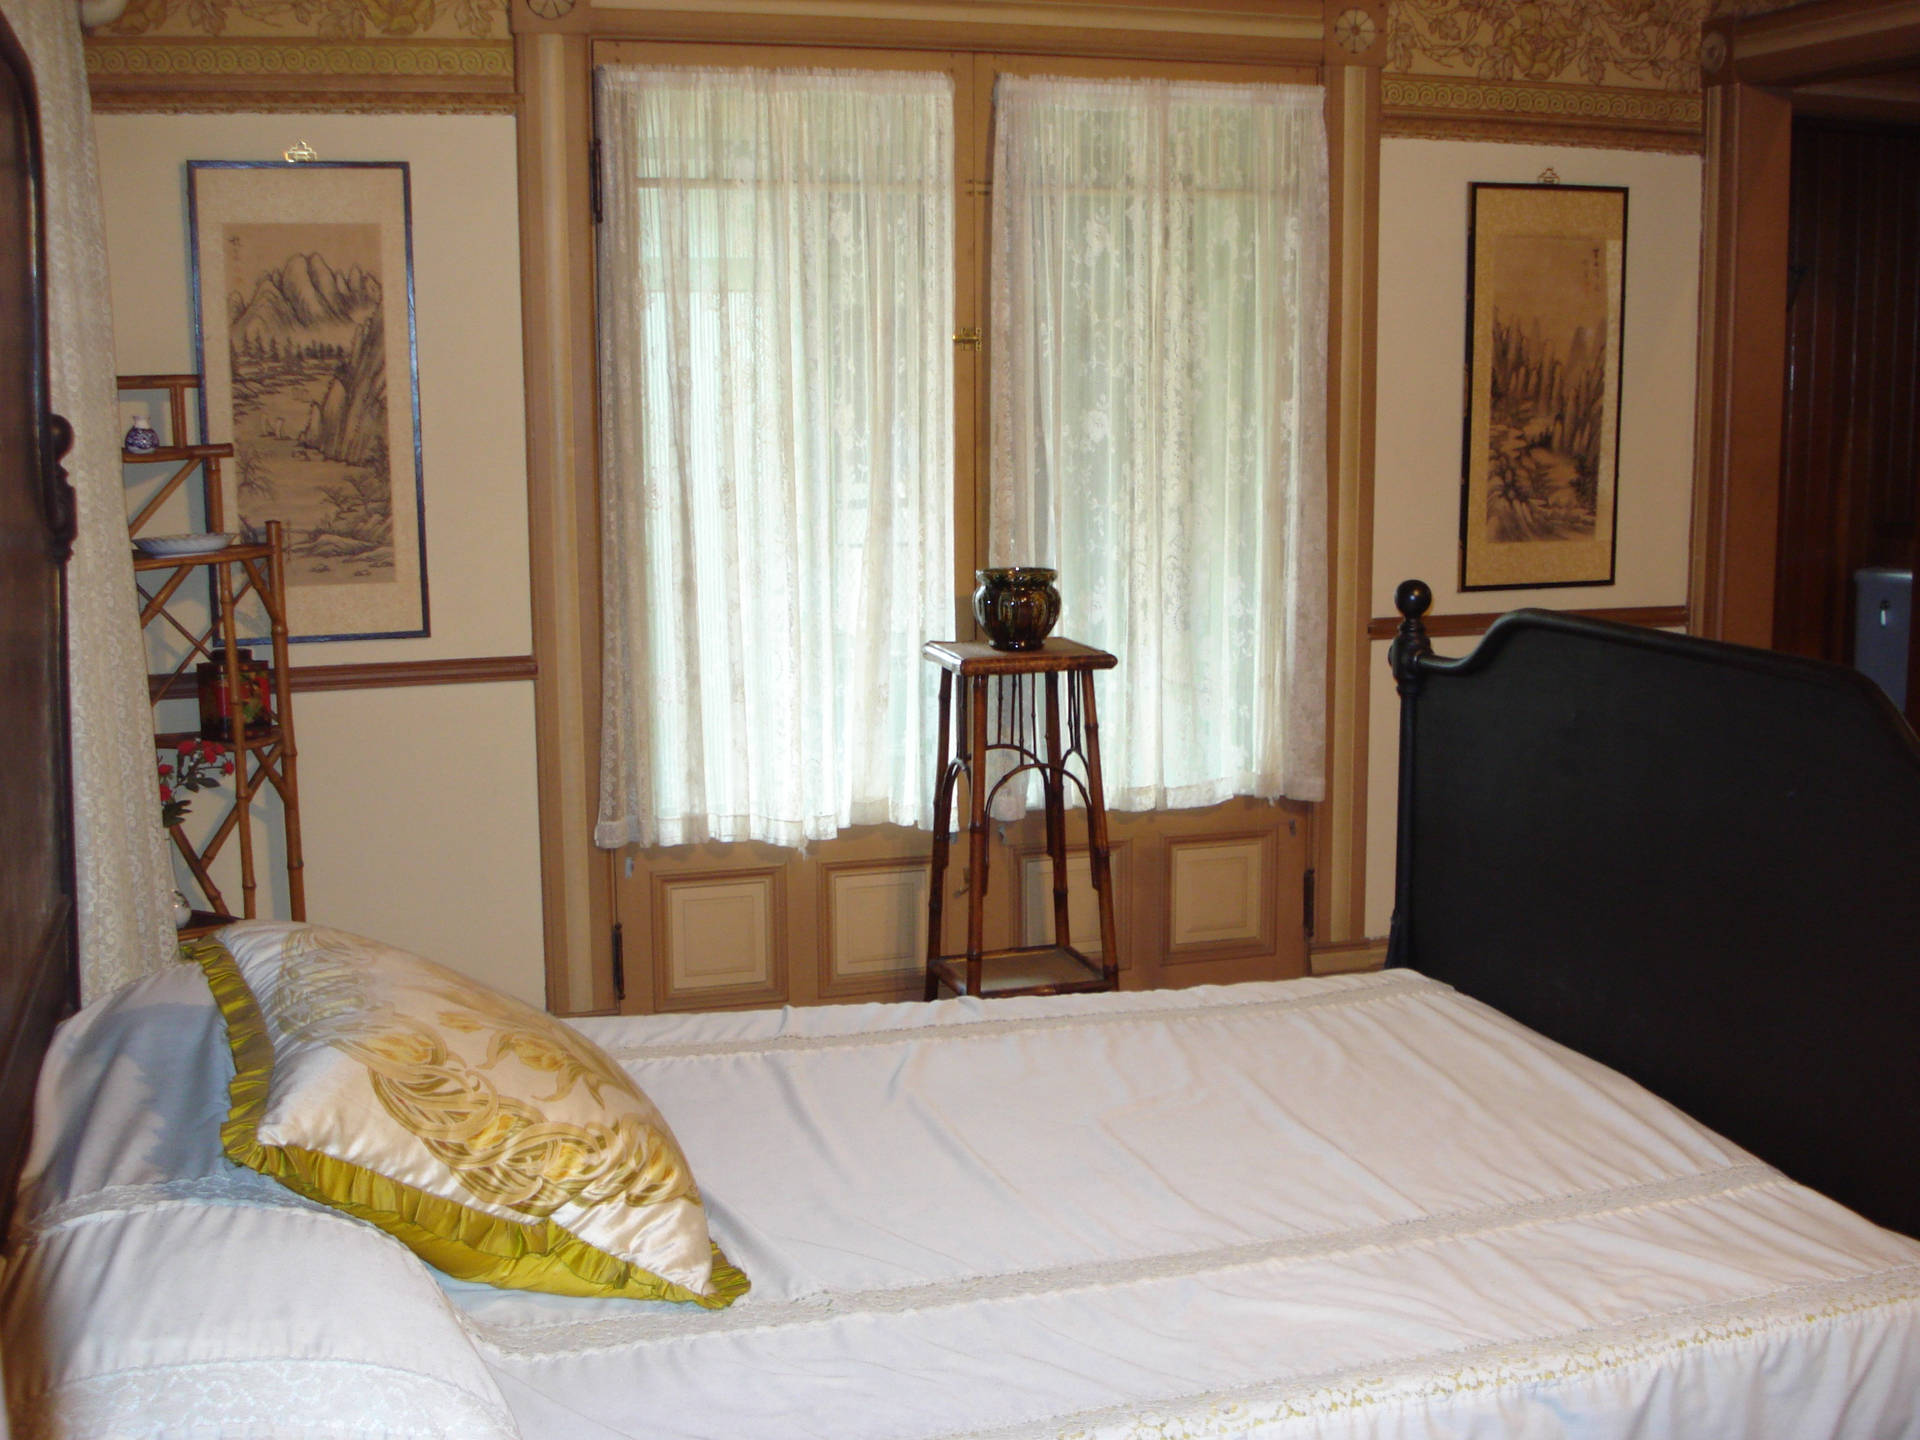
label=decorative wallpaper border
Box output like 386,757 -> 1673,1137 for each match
94,0 -> 505,40
90,89 -> 519,112
1385,0 -> 1712,91
85,36 -> 515,109
1381,73 -> 1703,152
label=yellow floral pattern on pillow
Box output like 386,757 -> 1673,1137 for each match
194,923 -> 747,1307
269,931 -> 696,1218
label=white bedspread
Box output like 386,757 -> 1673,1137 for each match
7,966 -> 1919,1439
461,971 -> 1920,1439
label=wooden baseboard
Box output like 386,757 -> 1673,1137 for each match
1309,937 -> 1388,975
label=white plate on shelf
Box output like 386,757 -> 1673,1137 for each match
134,533 -> 236,558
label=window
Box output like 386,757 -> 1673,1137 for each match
990,76 -> 1329,810
594,66 -> 955,850
595,59 -> 1327,852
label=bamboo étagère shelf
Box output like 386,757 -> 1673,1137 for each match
123,373 -> 305,935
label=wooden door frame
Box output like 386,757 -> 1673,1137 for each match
510,0 -> 1384,1010
1693,0 -> 1920,649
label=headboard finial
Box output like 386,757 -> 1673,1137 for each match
1389,579 -> 1434,694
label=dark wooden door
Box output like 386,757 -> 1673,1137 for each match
0,7 -> 78,1227
1775,118 -> 1920,723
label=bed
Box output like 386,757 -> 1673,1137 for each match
8,942 -> 1920,1440
7,605 -> 1919,1440
5,29 -> 1920,1435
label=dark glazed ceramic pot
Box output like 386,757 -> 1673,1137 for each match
973,567 -> 1061,651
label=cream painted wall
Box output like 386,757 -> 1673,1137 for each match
1364,139 -> 1703,938
295,683 -> 545,1004
95,112 -> 547,1007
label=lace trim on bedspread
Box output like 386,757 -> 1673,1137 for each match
469,1162 -> 1785,1357
941,1265 -> 1920,1440
10,1358 -> 522,1440
602,970 -> 1446,1062
10,1170 -> 351,1250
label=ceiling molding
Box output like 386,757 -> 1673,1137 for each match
571,0 -> 1328,64
1723,0 -> 1920,86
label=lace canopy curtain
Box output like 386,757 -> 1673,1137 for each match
990,76 -> 1329,810
595,66 -> 954,850
3,0 -> 177,1002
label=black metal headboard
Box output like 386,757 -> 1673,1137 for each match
1385,579 -> 1920,1239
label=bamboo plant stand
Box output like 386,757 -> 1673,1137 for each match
921,638 -> 1120,1000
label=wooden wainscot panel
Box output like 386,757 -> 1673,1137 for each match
819,859 -> 929,1002
1016,840 -> 1132,972
1310,936 -> 1388,975
1164,831 -> 1277,965
651,868 -> 786,1011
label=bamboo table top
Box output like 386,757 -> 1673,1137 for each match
922,637 -> 1117,676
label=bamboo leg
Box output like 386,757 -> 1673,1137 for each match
1079,671 -> 1120,988
266,521 -> 305,920
166,380 -> 189,461
217,558 -> 258,919
1042,673 -> 1071,956
203,452 -> 224,533
966,674 -> 991,998
925,670 -> 954,1001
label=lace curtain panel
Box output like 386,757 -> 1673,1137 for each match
594,66 -> 955,850
989,76 -> 1330,810
2,0 -> 177,1002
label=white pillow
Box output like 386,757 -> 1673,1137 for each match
1,960 -> 521,1440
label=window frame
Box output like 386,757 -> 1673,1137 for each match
516,14 -> 1379,1012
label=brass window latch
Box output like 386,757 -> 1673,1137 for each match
953,327 -> 982,350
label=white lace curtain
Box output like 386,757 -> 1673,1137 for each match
594,66 -> 955,850
990,75 -> 1329,809
3,0 -> 178,1002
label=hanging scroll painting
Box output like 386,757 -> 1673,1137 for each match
188,160 -> 429,641
1460,182 -> 1627,592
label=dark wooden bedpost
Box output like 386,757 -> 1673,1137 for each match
0,6 -> 79,1238
1384,579 -> 1432,970
42,412 -> 75,561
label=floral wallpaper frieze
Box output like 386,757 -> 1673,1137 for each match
98,0 -> 506,41
1386,1 -> 1713,91
1381,0 -> 1812,147
1387,0 -> 1811,93
84,0 -> 513,108
84,0 -> 1817,121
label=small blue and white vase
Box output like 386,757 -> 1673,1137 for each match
124,415 -> 160,454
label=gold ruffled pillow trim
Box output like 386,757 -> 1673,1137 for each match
190,936 -> 750,1307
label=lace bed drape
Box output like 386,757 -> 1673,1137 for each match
990,76 -> 1329,810
3,0 -> 176,1003
594,66 -> 955,850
